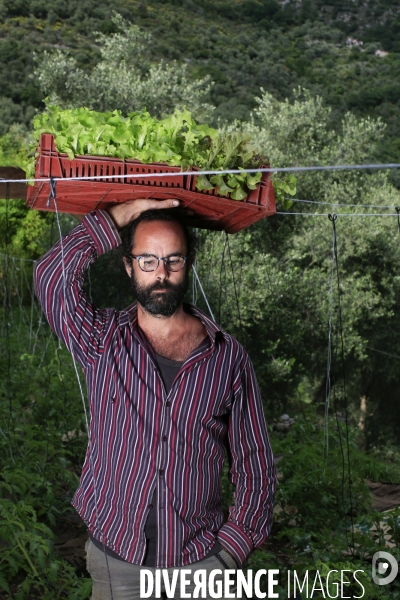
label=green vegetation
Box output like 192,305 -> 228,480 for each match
247,410 -> 400,599
2,0 -> 400,597
0,291 -> 92,597
1,1 -> 400,171
27,103 -> 272,200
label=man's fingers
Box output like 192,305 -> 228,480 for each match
145,199 -> 180,210
107,197 -> 203,229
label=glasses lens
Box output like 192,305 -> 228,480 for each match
165,256 -> 185,271
139,256 -> 158,271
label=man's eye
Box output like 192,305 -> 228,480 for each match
141,257 -> 157,268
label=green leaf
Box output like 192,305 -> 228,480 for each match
216,180 -> 232,196
210,174 -> 225,187
0,574 -> 10,592
230,185 -> 247,201
49,561 -> 59,582
227,175 -> 238,189
246,171 -> 262,189
195,174 -> 214,191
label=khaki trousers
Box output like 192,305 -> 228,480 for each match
86,538 -> 239,600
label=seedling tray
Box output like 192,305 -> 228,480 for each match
26,134 -> 276,233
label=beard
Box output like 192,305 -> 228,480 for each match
130,271 -> 189,317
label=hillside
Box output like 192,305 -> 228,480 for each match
1,0 -> 400,176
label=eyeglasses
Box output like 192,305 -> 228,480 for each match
129,254 -> 188,272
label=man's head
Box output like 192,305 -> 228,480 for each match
121,209 -> 198,317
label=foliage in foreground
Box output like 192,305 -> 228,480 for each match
1,291 -> 400,597
0,295 -> 91,597
247,410 -> 400,599
1,82 -> 400,597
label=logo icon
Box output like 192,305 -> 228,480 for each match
372,551 -> 398,585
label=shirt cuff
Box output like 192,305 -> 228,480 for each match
217,522 -> 253,567
82,210 -> 122,255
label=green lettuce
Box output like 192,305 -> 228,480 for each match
26,102 -> 296,204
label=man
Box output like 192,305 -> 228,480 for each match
35,198 -> 276,599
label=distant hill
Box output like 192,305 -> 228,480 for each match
1,0 -> 400,176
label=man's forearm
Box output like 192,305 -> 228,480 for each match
34,210 -> 121,366
219,356 -> 276,566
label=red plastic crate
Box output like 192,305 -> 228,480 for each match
26,134 -> 276,233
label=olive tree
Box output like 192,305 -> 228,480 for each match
34,13 -> 214,121
196,90 -> 400,444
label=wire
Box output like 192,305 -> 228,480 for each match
366,347 -> 400,360
3,182 -> 15,464
289,198 -> 400,210
50,179 -> 114,600
2,162 -> 400,185
324,219 -> 336,460
329,213 -> 355,551
0,251 -> 36,262
192,266 -> 215,321
226,234 -> 245,345
276,212 -> 400,217
218,234 -> 228,325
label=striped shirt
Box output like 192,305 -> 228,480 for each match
34,210 -> 276,568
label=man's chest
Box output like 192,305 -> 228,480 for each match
146,332 -> 207,362
92,337 -> 235,422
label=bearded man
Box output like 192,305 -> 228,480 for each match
34,198 -> 276,600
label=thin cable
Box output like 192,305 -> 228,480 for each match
226,234 -> 245,344
218,234 -> 228,325
289,197 -> 400,210
0,251 -> 36,262
366,347 -> 400,360
276,212 -> 400,217
324,218 -> 336,460
3,182 -> 15,464
329,213 -> 355,551
192,266 -> 215,321
3,161 -> 400,185
49,179 -> 114,600
192,228 -> 199,306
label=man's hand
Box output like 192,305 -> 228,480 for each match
107,198 -> 180,229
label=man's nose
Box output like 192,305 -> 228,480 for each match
155,260 -> 169,279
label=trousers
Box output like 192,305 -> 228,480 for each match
86,538 -> 239,600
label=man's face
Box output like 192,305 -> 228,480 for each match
125,220 -> 190,317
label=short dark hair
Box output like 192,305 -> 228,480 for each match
121,209 -> 198,262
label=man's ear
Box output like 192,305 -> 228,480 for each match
123,257 -> 132,278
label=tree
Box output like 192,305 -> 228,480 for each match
33,13 -> 214,122
195,90 -> 400,445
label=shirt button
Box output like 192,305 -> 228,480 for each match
166,401 -> 171,407
163,435 -> 167,441
159,469 -> 164,476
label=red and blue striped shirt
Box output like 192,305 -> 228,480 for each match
34,210 -> 276,568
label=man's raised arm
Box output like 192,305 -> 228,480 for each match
34,199 -> 180,368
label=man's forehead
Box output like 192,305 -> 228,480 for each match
132,219 -> 186,249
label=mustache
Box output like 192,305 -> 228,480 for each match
149,280 -> 175,291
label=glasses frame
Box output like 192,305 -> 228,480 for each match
128,253 -> 188,272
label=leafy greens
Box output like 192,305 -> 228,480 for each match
26,103 -> 296,205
